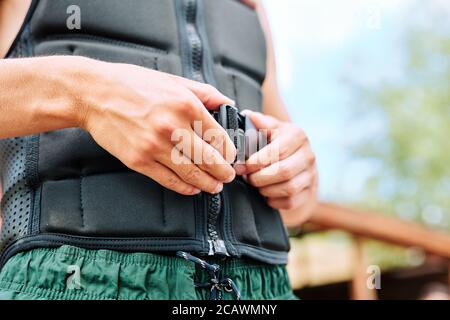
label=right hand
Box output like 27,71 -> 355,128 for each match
75,57 -> 237,195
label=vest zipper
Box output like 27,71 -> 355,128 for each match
206,193 -> 228,256
178,0 -> 229,257
184,0 -> 205,83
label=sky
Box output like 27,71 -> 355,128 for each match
263,0 -> 415,202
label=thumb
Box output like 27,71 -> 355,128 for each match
242,110 -> 282,130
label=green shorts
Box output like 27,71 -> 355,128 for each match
0,245 -> 297,300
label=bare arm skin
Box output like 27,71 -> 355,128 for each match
240,0 -> 319,226
0,56 -> 237,195
0,58 -> 83,138
0,0 -> 32,58
0,0 -> 317,226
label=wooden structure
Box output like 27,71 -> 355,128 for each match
295,203 -> 450,299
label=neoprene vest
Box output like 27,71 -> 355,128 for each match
0,0 -> 290,268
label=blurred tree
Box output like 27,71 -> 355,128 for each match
352,3 -> 450,231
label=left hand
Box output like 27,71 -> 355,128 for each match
235,111 -> 318,212
240,0 -> 259,9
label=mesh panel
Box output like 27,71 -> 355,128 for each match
0,137 -> 32,251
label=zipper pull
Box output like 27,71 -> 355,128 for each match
208,240 -> 215,255
208,239 -> 229,256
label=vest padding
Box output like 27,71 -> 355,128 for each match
0,0 -> 290,268
202,0 -> 266,109
31,0 -> 179,51
203,0 -> 266,82
40,172 -> 197,238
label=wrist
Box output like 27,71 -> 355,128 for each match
33,55 -> 111,131
23,56 -> 93,130
61,56 -> 123,133
52,56 -> 104,130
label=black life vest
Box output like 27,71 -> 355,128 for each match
0,0 -> 290,268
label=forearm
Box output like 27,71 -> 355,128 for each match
0,56 -> 87,139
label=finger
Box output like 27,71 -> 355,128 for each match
156,143 -> 223,194
173,91 -> 237,164
240,0 -> 258,9
245,142 -> 280,175
248,146 -> 314,187
242,111 -> 278,149
141,162 -> 201,196
259,170 -> 313,198
191,96 -> 237,164
267,191 -> 310,210
172,76 -> 234,110
245,125 -> 306,175
233,163 -> 247,176
244,110 -> 281,131
172,127 -> 236,182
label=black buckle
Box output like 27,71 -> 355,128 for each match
210,104 -> 267,163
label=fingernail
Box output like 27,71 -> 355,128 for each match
191,188 -> 201,195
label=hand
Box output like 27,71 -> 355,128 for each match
240,0 -> 259,9
237,111 -> 318,215
74,57 -> 237,195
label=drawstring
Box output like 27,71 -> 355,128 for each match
176,251 -> 241,300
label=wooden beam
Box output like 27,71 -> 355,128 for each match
308,203 -> 450,259
349,237 -> 378,300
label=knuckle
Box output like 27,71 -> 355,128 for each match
295,128 -> 308,145
277,142 -> 291,160
303,171 -> 312,186
307,152 -> 316,165
218,168 -> 235,183
203,83 -> 217,94
283,198 -> 297,210
279,149 -> 290,161
279,164 -> 293,180
166,175 -> 180,189
155,117 -> 178,136
141,135 -> 159,154
259,188 -> 269,197
127,152 -> 149,170
268,201 -> 279,210
209,133 -> 225,150
284,180 -> 299,196
176,98 -> 190,114
184,166 -> 202,183
178,97 -> 199,119
201,84 -> 223,107
296,126 -> 305,137
291,125 -> 305,138
203,147 -> 218,165
201,84 -> 218,103
227,143 -> 237,163
202,160 -> 232,183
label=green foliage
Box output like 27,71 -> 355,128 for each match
352,6 -> 450,231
